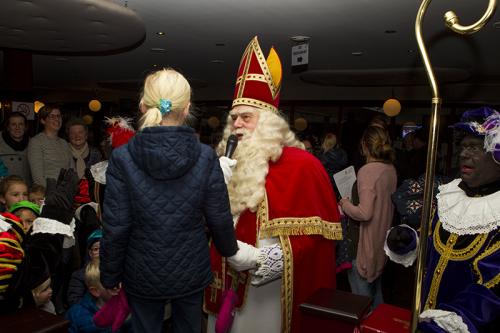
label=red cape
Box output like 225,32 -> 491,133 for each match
204,147 -> 342,333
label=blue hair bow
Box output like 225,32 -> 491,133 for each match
159,99 -> 172,115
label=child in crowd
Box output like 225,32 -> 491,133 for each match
8,200 -> 40,231
66,259 -> 126,333
0,169 -> 79,313
2,200 -> 54,314
29,183 -> 46,206
67,229 -> 102,306
0,175 -> 29,212
31,276 -> 55,314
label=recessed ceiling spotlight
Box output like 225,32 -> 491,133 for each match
290,35 -> 311,42
351,51 -> 363,56
385,29 -> 397,34
150,48 -> 166,53
494,21 -> 500,29
156,31 -> 165,36
408,49 -> 415,53
211,59 -> 224,64
153,64 -> 158,67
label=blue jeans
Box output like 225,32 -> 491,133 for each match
128,290 -> 203,333
347,260 -> 384,309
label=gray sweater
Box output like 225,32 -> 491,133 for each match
27,132 -> 74,186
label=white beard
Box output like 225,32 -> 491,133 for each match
219,109 -> 304,215
227,134 -> 274,215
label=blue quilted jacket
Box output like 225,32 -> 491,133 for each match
100,126 -> 237,299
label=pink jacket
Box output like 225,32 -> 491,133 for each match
342,162 -> 397,282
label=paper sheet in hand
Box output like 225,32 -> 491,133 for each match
333,166 -> 356,199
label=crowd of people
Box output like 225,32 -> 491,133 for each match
0,35 -> 498,333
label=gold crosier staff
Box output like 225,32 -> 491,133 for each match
412,0 -> 497,332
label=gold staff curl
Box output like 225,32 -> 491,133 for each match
412,1 -> 497,332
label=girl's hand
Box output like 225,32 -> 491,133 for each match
339,197 -> 350,207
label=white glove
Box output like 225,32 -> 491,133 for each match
219,156 -> 237,185
227,240 -> 260,271
251,243 -> 283,286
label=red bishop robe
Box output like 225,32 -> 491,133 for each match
204,146 -> 342,333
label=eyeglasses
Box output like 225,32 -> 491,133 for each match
459,143 -> 484,155
47,114 -> 62,120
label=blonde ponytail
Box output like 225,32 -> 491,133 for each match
138,68 -> 191,130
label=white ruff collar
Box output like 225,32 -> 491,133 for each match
437,178 -> 500,235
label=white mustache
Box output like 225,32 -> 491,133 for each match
233,129 -> 250,136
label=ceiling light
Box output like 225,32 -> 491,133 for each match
290,36 -> 311,43
207,116 -> 220,129
34,101 -> 45,113
494,21 -> 500,29
156,31 -> 165,36
210,59 -> 224,64
351,51 -> 363,56
384,29 -> 397,34
294,117 -> 308,131
89,99 -> 101,112
383,98 -> 401,117
150,48 -> 166,53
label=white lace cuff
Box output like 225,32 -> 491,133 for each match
420,309 -> 470,333
31,217 -> 76,248
384,225 -> 419,267
251,243 -> 283,286
90,160 -> 108,185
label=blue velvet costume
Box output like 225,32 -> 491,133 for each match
418,199 -> 500,332
387,107 -> 500,332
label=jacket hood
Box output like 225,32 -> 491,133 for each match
127,126 -> 200,180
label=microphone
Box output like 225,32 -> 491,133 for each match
225,134 -> 238,158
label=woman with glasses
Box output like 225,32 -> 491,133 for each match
27,105 -> 74,186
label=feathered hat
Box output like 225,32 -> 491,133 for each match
105,117 -> 135,149
232,36 -> 283,113
453,106 -> 500,164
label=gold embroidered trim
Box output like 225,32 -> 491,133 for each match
257,193 -> 342,240
235,42 -> 253,101
280,235 -> 293,333
236,74 -> 268,84
473,240 -> 500,288
260,216 -> 342,240
425,232 -> 458,310
434,220 -> 487,260
232,98 -> 278,113
485,273 -> 500,289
